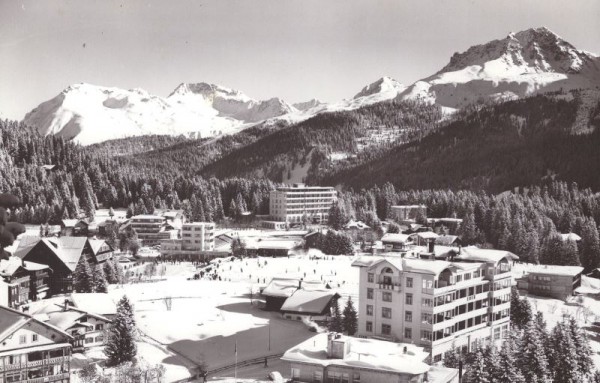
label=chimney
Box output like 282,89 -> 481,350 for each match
403,346 -> 408,354
63,299 -> 69,312
428,238 -> 435,254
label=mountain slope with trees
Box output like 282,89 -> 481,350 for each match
320,90 -> 600,192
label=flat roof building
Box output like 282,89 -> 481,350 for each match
282,332 -> 458,383
269,183 -> 337,224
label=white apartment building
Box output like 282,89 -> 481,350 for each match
130,214 -> 178,246
181,222 -> 215,251
269,183 -> 337,223
352,246 -> 516,363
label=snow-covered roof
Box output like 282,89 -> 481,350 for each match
561,233 -> 582,242
15,236 -> 89,272
70,293 -> 117,316
344,220 -> 370,230
262,278 -> 300,298
381,233 -> 412,244
525,264 -> 584,277
0,305 -> 73,344
281,290 -> 339,315
351,256 -> 453,276
415,231 -> 439,240
43,305 -> 111,330
282,333 -> 431,376
456,246 -> 519,263
61,219 -> 78,227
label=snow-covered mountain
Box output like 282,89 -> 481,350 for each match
397,27 -> 600,110
354,76 -> 407,100
24,82 -> 297,145
292,99 -> 325,112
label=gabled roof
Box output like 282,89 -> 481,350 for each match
0,305 -> 72,344
526,264 -> 584,277
281,290 -> 339,315
381,233 -> 412,243
0,256 -> 26,276
43,305 -> 111,331
15,236 -> 88,272
70,293 -> 117,316
415,231 -> 439,240
89,239 -> 112,255
262,278 -> 300,298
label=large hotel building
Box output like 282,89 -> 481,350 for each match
352,245 -> 516,362
269,184 -> 337,224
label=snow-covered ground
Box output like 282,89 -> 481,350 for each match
93,253 -> 360,381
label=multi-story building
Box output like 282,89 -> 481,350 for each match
130,215 -> 178,246
181,222 -> 215,251
269,184 -> 337,224
160,222 -> 216,258
0,305 -> 72,383
352,246 -> 517,362
516,264 -> 583,299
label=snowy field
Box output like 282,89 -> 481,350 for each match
62,253 -> 600,381
98,252 -> 359,381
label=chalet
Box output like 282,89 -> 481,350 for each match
280,289 -> 340,321
34,304 -> 111,352
262,278 -> 302,311
380,233 -> 413,252
0,256 -> 51,307
0,305 -> 72,383
60,218 -> 90,237
14,236 -> 112,295
343,219 -> 375,243
435,235 -> 462,247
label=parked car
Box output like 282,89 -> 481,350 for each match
268,371 -> 283,382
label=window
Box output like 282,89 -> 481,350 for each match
95,335 -> 104,343
382,307 -> 392,319
422,279 -> 433,290
31,334 -> 38,343
95,324 -> 104,331
405,311 -> 412,322
367,288 -> 373,300
382,292 -> 392,302
406,277 -> 413,288
352,373 -> 360,383
421,313 -> 432,324
382,324 -> 391,335
368,273 -> 374,283
19,335 -> 26,344
366,321 -> 373,332
366,305 -> 373,316
434,354 -> 442,363
313,371 -> 323,383
404,328 -> 412,339
85,337 -> 94,344
406,293 -> 413,305
422,298 -> 432,307
421,330 -> 432,341
291,368 -> 300,379
494,327 -> 501,340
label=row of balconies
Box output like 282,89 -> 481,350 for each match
0,356 -> 68,371
14,372 -> 70,383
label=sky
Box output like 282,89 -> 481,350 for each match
0,0 -> 599,120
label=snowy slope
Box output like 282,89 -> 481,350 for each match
397,27 -> 600,110
23,83 -> 296,145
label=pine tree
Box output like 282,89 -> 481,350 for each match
92,265 -> 108,293
510,287 -> 532,329
566,316 -> 594,380
73,257 -> 94,293
328,299 -> 343,332
464,345 -> 491,383
442,345 -> 461,369
103,260 -> 118,284
104,296 -> 137,367
549,320 -> 582,383
518,320 -> 551,383
493,334 -> 526,383
580,218 -> 600,272
342,297 -> 357,335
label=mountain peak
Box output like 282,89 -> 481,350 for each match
353,77 -> 406,99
